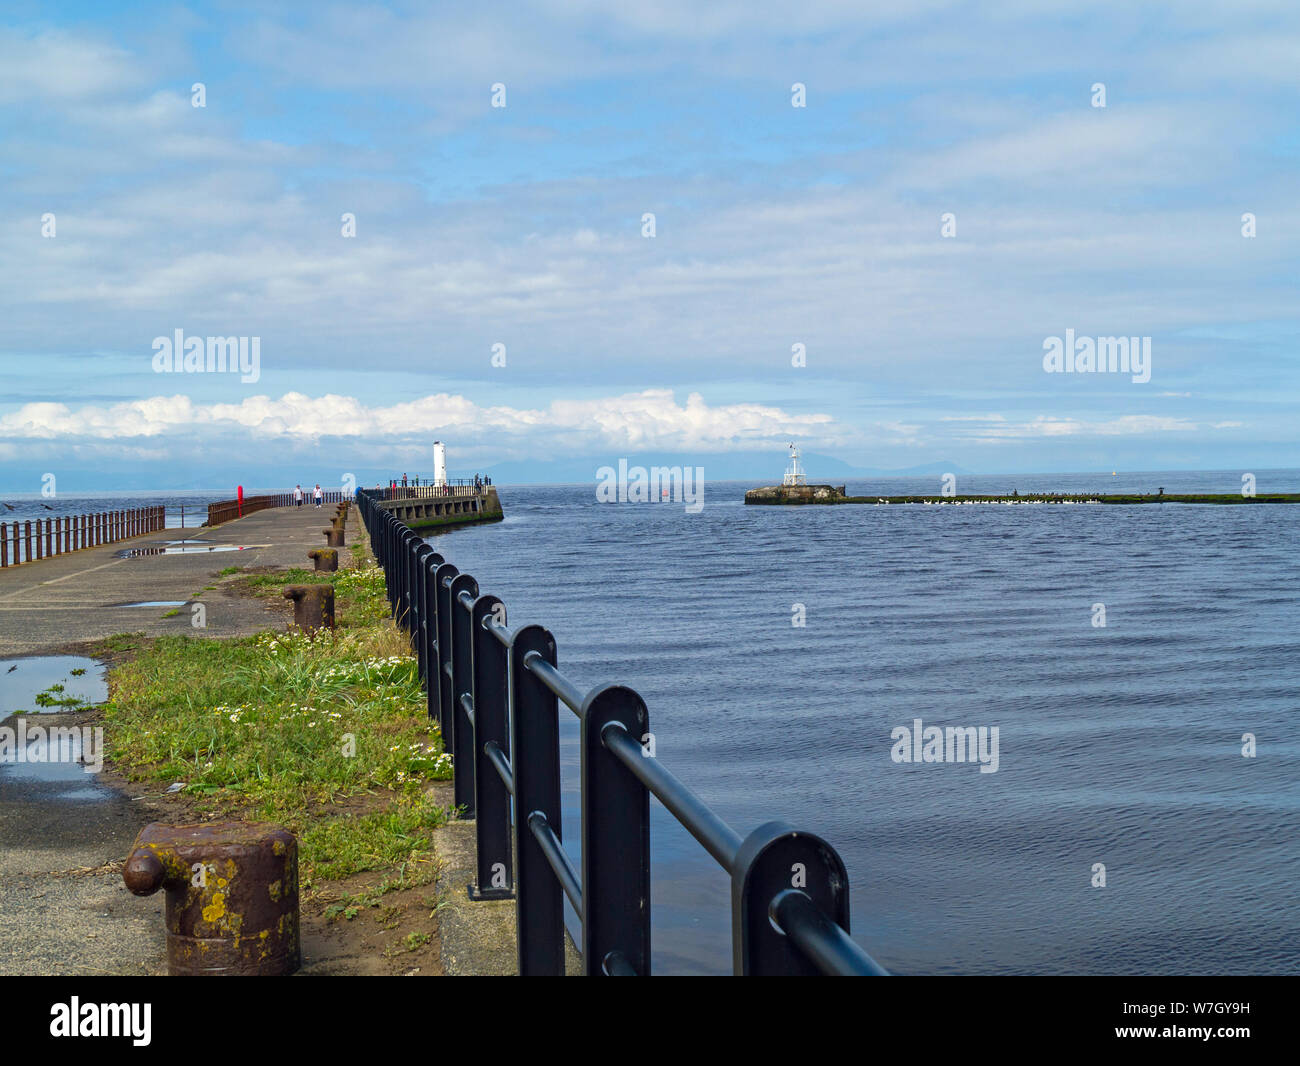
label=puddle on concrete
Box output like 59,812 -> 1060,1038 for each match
114,600 -> 187,608
0,657 -> 111,802
119,543 -> 254,557
0,723 -> 108,801
0,656 -> 107,718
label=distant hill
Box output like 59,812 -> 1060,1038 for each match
481,452 -> 971,485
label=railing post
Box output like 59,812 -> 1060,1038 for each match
730,821 -> 853,975
469,594 -> 512,900
422,551 -> 444,721
412,544 -> 434,684
511,624 -> 564,975
433,562 -> 459,741
397,529 -> 418,630
385,517 -> 398,610
449,572 -> 479,813
579,685 -> 651,976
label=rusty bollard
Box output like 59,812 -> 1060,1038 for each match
283,584 -> 334,630
322,526 -> 344,547
123,821 -> 300,976
307,547 -> 338,572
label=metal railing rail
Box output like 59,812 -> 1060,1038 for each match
206,490 -> 347,526
0,506 -> 165,567
356,486 -> 888,977
370,480 -> 491,503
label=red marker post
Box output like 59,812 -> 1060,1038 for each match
237,485 -> 244,517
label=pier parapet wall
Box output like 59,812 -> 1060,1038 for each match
376,485 -> 503,531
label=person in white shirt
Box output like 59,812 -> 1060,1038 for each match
314,484 -> 323,507
294,485 -> 303,507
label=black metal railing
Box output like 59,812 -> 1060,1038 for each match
207,490 -> 347,525
356,487 -> 887,977
370,477 -> 492,502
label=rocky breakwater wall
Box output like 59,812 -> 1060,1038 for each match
745,484 -> 847,504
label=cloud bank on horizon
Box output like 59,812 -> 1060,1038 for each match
1,0 -> 1297,484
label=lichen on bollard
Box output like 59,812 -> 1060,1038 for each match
282,583 -> 335,630
322,527 -> 345,547
307,547 -> 338,572
123,821 -> 300,976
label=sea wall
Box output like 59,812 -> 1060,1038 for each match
377,487 -> 504,530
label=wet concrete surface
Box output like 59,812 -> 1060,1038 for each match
0,506 -> 360,975
0,505 -> 352,657
0,709 -> 167,975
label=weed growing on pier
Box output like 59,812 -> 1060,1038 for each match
101,555 -> 451,893
33,683 -> 94,711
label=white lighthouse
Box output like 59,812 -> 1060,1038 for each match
783,442 -> 806,486
432,441 -> 448,487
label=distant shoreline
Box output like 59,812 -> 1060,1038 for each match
746,488 -> 1300,506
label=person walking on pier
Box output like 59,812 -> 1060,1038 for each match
313,484 -> 323,507
294,485 -> 303,508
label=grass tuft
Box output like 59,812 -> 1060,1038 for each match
102,561 -> 452,887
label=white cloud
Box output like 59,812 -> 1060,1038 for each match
0,29 -> 140,105
0,389 -> 833,453
955,414 -> 1198,440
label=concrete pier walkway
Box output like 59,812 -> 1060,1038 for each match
0,504 -> 355,657
0,503 -> 362,975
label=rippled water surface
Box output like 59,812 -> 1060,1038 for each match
424,471 -> 1300,974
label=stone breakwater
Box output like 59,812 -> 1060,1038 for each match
376,486 -> 504,530
744,487 -> 1300,506
744,484 -> 847,503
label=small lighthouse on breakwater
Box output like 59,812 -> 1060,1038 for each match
745,445 -> 846,504
783,443 -> 807,487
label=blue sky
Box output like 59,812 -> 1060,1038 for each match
1,1 -> 1297,487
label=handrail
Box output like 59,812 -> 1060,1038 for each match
206,490 -> 346,526
0,506 -> 166,567
601,724 -> 744,871
354,485 -> 889,976
528,812 -> 583,917
522,652 -> 586,716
